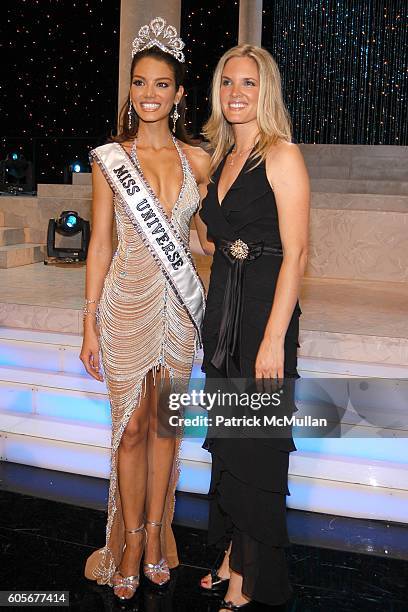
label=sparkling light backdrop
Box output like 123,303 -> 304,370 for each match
262,0 -> 407,144
1,1 -> 405,184
181,0 -> 240,136
0,0 -> 120,183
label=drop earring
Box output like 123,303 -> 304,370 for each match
172,102 -> 180,133
128,100 -> 133,129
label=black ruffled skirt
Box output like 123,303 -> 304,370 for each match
202,344 -> 299,606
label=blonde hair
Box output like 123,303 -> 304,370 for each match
203,45 -> 292,174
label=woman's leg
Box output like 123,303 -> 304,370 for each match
221,569 -> 251,608
144,367 -> 176,584
220,532 -> 250,608
113,373 -> 151,598
201,540 -> 249,606
200,542 -> 232,588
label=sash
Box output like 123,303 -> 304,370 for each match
91,142 -> 205,345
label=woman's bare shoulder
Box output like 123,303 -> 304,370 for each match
265,139 -> 309,191
180,141 -> 210,160
265,140 -> 306,180
179,141 -> 211,179
117,139 -> 133,153
266,139 -> 303,165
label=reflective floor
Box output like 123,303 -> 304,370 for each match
0,462 -> 407,611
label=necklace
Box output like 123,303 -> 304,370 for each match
227,144 -> 255,167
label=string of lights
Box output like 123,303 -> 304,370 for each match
262,0 -> 407,144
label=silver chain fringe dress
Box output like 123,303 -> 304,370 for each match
84,139 -> 201,585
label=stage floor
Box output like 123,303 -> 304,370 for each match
1,462 -> 407,612
0,261 -> 407,341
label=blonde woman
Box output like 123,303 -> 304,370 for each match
196,45 -> 310,609
80,18 -> 209,602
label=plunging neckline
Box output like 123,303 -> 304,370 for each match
216,147 -> 254,207
119,136 -> 187,221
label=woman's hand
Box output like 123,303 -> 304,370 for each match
255,336 -> 284,391
80,327 -> 104,382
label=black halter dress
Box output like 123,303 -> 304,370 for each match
199,152 -> 301,606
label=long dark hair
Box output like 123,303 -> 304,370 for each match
112,47 -> 190,144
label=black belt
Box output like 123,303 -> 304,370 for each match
210,238 -> 283,376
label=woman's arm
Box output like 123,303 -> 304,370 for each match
256,141 -> 310,379
185,145 -> 215,256
80,161 -> 114,380
192,189 -> 215,256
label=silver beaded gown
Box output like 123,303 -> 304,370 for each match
84,139 -> 201,585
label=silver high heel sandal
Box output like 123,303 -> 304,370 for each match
143,519 -> 170,588
112,523 -> 146,601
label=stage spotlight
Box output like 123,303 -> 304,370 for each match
57,211 -> 80,234
63,160 -> 84,183
0,151 -> 34,194
46,210 -> 90,263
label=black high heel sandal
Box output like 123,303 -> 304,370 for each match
219,600 -> 253,611
200,548 -> 230,592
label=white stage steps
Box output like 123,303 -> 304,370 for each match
0,327 -> 407,524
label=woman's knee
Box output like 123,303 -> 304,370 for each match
121,415 -> 148,447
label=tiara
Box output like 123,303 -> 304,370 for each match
131,17 -> 185,63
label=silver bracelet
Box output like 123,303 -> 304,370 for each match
83,308 -> 97,317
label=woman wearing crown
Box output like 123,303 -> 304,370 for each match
80,18 -> 212,601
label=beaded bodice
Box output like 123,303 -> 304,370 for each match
114,137 -> 200,251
